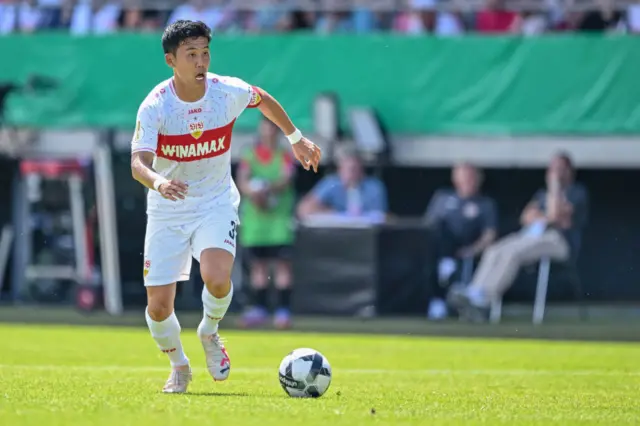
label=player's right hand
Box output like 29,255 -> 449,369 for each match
158,179 -> 188,201
292,137 -> 322,173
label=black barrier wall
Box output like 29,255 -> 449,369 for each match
381,167 -> 640,303
296,165 -> 640,304
107,155 -> 640,306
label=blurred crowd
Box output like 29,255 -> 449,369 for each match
1,0 -> 639,36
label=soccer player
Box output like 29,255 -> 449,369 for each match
130,20 -> 322,393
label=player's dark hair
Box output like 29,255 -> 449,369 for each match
162,20 -> 211,55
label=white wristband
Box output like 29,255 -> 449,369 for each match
153,178 -> 168,192
286,128 -> 303,145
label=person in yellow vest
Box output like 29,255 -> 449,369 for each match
236,118 -> 296,329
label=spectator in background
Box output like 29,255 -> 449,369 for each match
518,10 -> 548,35
121,7 -> 164,32
0,1 -> 15,34
424,163 -> 497,320
167,0 -> 229,32
70,0 -> 120,35
476,0 -> 519,33
289,9 -> 317,31
628,0 -> 640,33
297,146 -> 387,225
553,0 -> 623,32
247,0 -> 294,33
1,0 -> 42,34
37,0 -> 63,30
449,152 -> 589,322
394,0 -> 464,36
236,118 -> 296,329
576,0 -> 623,32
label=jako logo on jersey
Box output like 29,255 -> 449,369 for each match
189,121 -> 204,139
188,108 -> 202,115
157,120 -> 235,162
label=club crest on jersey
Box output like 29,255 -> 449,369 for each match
189,121 -> 205,139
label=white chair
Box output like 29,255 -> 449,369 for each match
490,257 -> 551,325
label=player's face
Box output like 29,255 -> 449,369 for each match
167,36 -> 210,85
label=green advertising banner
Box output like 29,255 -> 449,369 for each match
1,34 -> 639,134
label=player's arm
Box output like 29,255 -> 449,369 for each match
130,103 -> 187,201
131,152 -> 163,191
252,87 -> 321,173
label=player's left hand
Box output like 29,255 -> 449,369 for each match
292,137 -> 322,173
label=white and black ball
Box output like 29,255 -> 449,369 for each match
278,348 -> 332,398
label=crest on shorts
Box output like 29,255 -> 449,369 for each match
143,259 -> 151,278
189,121 -> 204,139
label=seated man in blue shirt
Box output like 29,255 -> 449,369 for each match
425,163 -> 498,320
297,147 -> 388,224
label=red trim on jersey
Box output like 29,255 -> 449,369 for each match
247,86 -> 263,109
156,119 -> 236,162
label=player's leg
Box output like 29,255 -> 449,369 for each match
197,248 -> 234,381
192,217 -> 238,381
240,247 -> 271,328
273,246 -> 293,329
143,219 -> 193,392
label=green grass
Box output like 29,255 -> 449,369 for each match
0,323 -> 639,425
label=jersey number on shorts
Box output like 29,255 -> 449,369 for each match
229,220 -> 238,240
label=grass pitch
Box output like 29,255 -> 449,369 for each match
0,323 -> 638,425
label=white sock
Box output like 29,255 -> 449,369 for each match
145,308 -> 189,367
198,283 -> 233,337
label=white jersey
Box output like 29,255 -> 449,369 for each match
131,72 -> 262,217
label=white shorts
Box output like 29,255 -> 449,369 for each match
143,209 -> 239,286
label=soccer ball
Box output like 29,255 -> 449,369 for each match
278,348 -> 332,398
